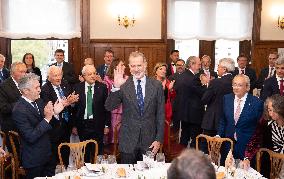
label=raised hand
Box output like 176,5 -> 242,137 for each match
44,101 -> 54,122
95,74 -> 103,83
53,100 -> 65,115
113,64 -> 127,88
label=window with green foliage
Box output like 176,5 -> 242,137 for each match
11,40 -> 68,83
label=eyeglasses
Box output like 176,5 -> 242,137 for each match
232,83 -> 247,88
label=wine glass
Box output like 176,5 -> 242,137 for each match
156,153 -> 165,163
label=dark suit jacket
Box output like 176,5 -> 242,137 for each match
260,76 -> 279,101
12,97 -> 52,168
52,62 -> 78,85
173,70 -> 206,124
0,77 -> 21,132
96,64 -> 107,79
73,81 -> 111,138
201,74 -> 233,131
105,77 -> 165,153
218,93 -> 263,159
40,81 -> 73,143
233,67 -> 257,93
256,67 -> 276,90
0,68 -> 9,83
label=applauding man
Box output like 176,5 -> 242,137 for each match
13,73 -> 65,179
105,51 -> 165,164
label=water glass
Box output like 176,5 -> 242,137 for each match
108,155 -> 117,164
96,155 -> 103,164
156,153 -> 165,163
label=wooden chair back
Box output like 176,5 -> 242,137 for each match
0,153 -> 15,179
0,131 -> 6,150
58,140 -> 98,171
8,131 -> 25,179
196,134 -> 234,166
256,148 -> 284,179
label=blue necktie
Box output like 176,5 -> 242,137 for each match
56,87 -> 69,122
136,80 -> 144,116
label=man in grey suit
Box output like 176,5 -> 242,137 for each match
105,51 -> 164,164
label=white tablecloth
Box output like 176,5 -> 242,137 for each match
35,163 -> 266,179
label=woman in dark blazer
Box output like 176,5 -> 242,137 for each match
244,94 -> 284,177
22,53 -> 42,85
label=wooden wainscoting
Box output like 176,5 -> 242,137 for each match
88,41 -> 167,77
252,41 -> 284,76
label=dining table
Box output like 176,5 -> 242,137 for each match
34,162 -> 267,179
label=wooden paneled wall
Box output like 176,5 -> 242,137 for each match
86,42 -> 167,76
252,41 -> 284,76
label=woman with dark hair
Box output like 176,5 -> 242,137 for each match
153,62 -> 176,146
104,58 -> 128,143
22,53 -> 42,85
243,94 -> 284,177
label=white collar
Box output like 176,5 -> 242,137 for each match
133,75 -> 146,84
235,93 -> 248,102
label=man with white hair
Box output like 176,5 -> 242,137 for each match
73,65 -> 110,161
41,65 -> 79,169
218,74 -> 263,160
0,62 -> 27,152
0,54 -> 9,83
13,73 -> 65,179
201,58 -> 235,138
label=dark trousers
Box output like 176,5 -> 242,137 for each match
120,147 -> 146,164
120,129 -> 147,164
26,158 -> 54,179
199,129 -> 217,153
79,120 -> 103,163
180,122 -> 202,148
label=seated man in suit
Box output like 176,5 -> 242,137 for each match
0,54 -> 9,83
73,65 -> 111,161
166,50 -> 179,77
96,49 -> 114,79
0,62 -> 27,152
233,54 -> 257,93
261,57 -> 284,100
218,74 -> 263,160
13,73 -> 65,179
255,52 -> 278,89
105,51 -> 164,164
51,49 -> 78,86
41,65 -> 79,169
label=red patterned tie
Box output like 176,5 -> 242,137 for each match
280,79 -> 284,96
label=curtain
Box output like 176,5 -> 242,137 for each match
167,0 -> 254,41
0,0 -> 80,39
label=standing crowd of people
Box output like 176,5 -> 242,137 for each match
0,48 -> 283,178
